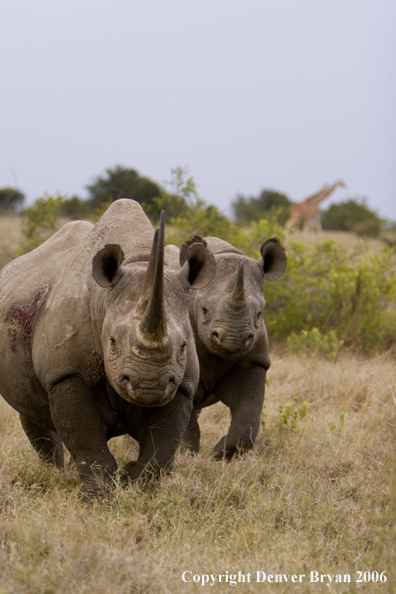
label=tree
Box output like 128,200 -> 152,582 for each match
86,165 -> 162,221
232,189 -> 291,226
166,167 -> 239,245
321,198 -> 384,237
0,187 -> 25,212
57,195 -> 93,219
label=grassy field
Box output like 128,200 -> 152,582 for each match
0,213 -> 395,593
0,348 -> 395,594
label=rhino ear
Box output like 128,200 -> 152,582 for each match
258,238 -> 287,280
178,240 -> 215,290
179,236 -> 207,267
92,244 -> 124,287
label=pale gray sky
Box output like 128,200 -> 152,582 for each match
1,1 -> 395,220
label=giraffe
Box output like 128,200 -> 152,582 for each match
284,179 -> 346,234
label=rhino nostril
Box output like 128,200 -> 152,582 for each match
119,374 -> 134,398
245,335 -> 254,348
165,377 -> 176,396
211,331 -> 221,345
120,374 -> 130,385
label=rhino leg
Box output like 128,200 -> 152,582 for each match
213,363 -> 266,460
48,377 -> 117,498
20,414 -> 64,468
182,409 -> 201,454
122,389 -> 193,481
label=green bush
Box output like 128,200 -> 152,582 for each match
321,199 -> 384,237
20,195 -> 64,253
57,195 -> 93,219
165,167 -> 241,246
287,327 -> 344,362
167,168 -> 286,251
232,189 -> 291,227
278,397 -> 309,431
263,239 -> 396,351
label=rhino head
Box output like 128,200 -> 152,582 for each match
181,237 -> 286,359
92,213 -> 215,407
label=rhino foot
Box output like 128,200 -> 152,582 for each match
182,409 -> 201,454
19,414 -> 64,468
181,443 -> 199,456
77,460 -> 117,501
212,435 -> 254,460
122,460 -> 161,482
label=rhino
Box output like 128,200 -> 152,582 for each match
165,236 -> 286,459
0,200 -> 215,496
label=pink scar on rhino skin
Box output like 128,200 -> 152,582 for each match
8,284 -> 50,351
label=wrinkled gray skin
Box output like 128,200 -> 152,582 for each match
0,200 -> 215,497
165,236 -> 286,459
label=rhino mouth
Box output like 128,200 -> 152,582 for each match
118,375 -> 177,407
206,330 -> 255,358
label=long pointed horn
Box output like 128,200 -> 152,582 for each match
227,261 -> 247,309
134,228 -> 158,317
137,211 -> 168,345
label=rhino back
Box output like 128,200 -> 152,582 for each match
204,237 -> 244,257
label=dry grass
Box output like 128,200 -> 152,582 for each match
0,214 -> 72,263
285,229 -> 387,254
0,350 -> 395,593
0,215 -> 23,267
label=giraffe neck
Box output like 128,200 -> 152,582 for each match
308,180 -> 345,205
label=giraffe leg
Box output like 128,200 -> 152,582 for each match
285,217 -> 296,234
313,216 -> 323,233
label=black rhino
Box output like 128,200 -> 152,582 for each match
0,200 -> 215,496
165,236 -> 286,459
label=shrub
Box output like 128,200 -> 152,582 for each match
20,195 -> 64,253
278,397 -> 309,431
264,239 -> 396,351
165,167 -> 241,246
57,195 -> 93,219
287,327 -> 344,362
321,199 -> 384,237
232,189 -> 291,227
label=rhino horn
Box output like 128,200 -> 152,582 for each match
227,261 -> 247,309
137,211 -> 168,346
134,227 -> 159,317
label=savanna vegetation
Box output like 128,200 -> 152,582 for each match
0,167 -> 395,593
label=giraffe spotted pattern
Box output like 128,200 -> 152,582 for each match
285,179 -> 346,233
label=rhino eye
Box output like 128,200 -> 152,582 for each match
180,341 -> 187,353
202,307 -> 208,316
110,337 -> 116,350
257,311 -> 263,321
